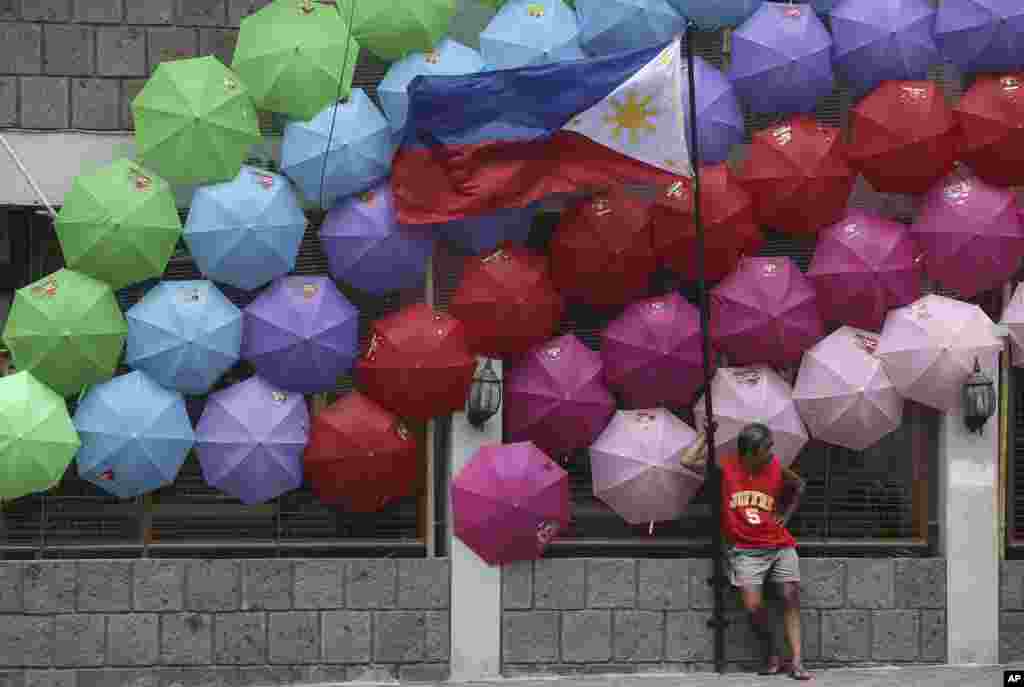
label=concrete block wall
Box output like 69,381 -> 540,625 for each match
501,558 -> 947,676
0,558 -> 450,686
1002,561 -> 1024,662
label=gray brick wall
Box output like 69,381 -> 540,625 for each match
1002,560 -> 1024,662
0,558 -> 449,686
501,558 -> 947,676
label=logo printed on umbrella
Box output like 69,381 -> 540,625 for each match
360,190 -> 376,205
762,262 -> 779,276
784,5 -> 801,17
899,85 -> 929,104
665,180 -> 689,203
592,198 -> 612,216
634,410 -> 656,425
843,222 -> 860,239
544,346 -> 562,359
536,519 -> 560,548
251,170 -> 274,190
178,286 -> 204,304
224,76 -> 238,91
98,468 -> 115,481
1002,76 -> 1021,93
482,249 -> 511,264
302,283 -> 318,300
854,332 -> 879,356
424,50 -> 441,65
527,3 -> 545,17
773,125 -> 792,146
732,369 -> 762,385
365,333 -> 380,360
31,276 -> 58,298
911,302 -> 931,320
272,391 -> 288,403
943,179 -> 972,206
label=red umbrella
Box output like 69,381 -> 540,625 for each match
304,391 -> 420,512
550,189 -> 657,308
955,73 -> 1024,188
650,164 -> 763,282
355,303 -> 476,420
739,115 -> 855,235
449,243 -> 564,358
847,81 -> 961,195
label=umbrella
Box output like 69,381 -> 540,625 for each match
846,81 -> 961,195
711,257 -> 825,367
184,166 -> 306,291
242,276 -> 359,394
807,210 -> 924,331
505,334 -> 615,458
575,0 -> 687,57
830,0 -> 940,97
304,391 -> 420,512
876,294 -> 1002,411
792,327 -> 903,451
125,280 -> 243,395
910,170 -> 1024,298
480,0 -> 585,71
434,205 -> 537,255
650,164 -> 762,282
355,303 -> 477,420
352,0 -> 457,61
739,116 -> 855,235
195,375 -> 309,504
449,243 -> 564,358
73,371 -> 195,498
231,0 -> 360,121
694,366 -> 809,467
280,89 -> 393,209
955,73 -> 1024,187
935,0 -> 1024,75
680,56 -> 745,166
590,408 -> 704,524
600,293 -> 709,409
379,40 -> 486,137
0,371 -> 79,501
2,270 -> 127,398
55,159 -> 182,291
320,182 -> 435,296
131,56 -> 262,186
665,0 -> 761,29
451,441 -> 570,566
550,190 -> 656,308
728,3 -> 835,116
1000,282 -> 1024,369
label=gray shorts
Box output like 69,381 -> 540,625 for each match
727,546 -> 801,588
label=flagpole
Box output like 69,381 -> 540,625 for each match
683,22 -> 728,675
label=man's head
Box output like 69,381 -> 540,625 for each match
737,423 -> 774,471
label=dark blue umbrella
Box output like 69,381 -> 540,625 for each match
435,205 -> 538,255
665,0 -> 761,29
681,55 -> 745,165
575,0 -> 687,57
935,0 -> 1024,74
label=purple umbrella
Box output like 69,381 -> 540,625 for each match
242,276 -> 358,393
505,334 -> 616,460
434,205 -> 537,256
831,0 -> 941,97
195,375 -> 309,504
935,0 -> 1024,74
728,2 -> 835,115
320,181 -> 436,295
681,55 -> 745,165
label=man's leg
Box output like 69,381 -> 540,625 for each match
771,548 -> 812,680
730,550 -> 779,673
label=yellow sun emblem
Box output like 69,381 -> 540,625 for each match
603,91 -> 658,144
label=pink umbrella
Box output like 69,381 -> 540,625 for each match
910,169 -> 1024,298
600,293 -> 710,409
793,327 -> 903,451
877,294 -> 1003,411
450,441 -> 570,566
505,334 -> 616,459
1000,282 -> 1024,368
694,366 -> 808,467
807,211 -> 924,331
711,256 -> 824,367
589,408 -> 704,525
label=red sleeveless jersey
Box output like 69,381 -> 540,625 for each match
720,454 -> 796,549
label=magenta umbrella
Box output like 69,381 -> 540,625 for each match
911,169 -> 1024,298
450,441 -> 570,566
505,334 -> 615,460
600,293 -> 709,409
711,256 -> 824,367
807,210 -> 924,331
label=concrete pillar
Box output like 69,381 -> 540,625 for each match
447,358 -> 502,681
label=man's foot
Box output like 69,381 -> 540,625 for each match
789,663 -> 812,680
757,656 -> 783,675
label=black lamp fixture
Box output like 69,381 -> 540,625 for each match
963,357 -> 996,434
467,358 -> 502,428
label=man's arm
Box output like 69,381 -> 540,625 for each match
679,431 -> 709,471
777,466 -> 806,526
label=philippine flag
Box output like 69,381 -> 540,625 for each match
391,38 -> 692,225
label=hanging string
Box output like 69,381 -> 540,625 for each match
317,0 -> 359,211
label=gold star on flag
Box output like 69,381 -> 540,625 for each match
603,91 -> 658,145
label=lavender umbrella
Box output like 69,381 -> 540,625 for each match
935,0 -> 1024,74
681,56 -> 745,165
320,181 -> 435,295
728,2 -> 835,116
242,276 -> 358,394
195,375 -> 309,504
435,205 -> 537,256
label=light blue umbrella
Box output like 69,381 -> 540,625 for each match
665,0 -> 762,29
480,0 -> 586,70
125,281 -> 243,395
184,166 -> 306,291
435,205 -> 538,255
379,40 -> 486,137
576,0 -> 687,56
280,89 -> 393,210
73,370 -> 195,498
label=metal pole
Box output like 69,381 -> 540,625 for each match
684,23 -> 728,674
0,133 -> 58,218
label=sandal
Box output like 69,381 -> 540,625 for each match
758,656 -> 783,675
789,664 -> 813,681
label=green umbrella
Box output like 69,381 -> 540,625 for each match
232,0 -> 361,121
0,371 -> 79,501
55,159 -> 182,291
132,56 -> 262,186
2,270 -> 128,398
347,0 -> 457,61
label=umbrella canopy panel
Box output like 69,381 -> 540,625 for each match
665,0 -> 762,30
352,0 -> 457,61
575,0 -> 687,57
480,0 -> 586,70
955,73 -> 1024,187
935,0 -> 1024,74
679,56 -> 745,166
